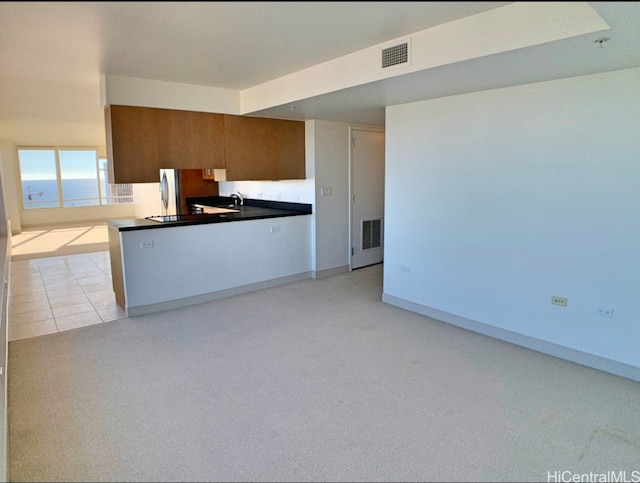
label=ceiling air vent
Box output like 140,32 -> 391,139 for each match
381,42 -> 409,69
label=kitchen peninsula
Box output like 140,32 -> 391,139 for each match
107,197 -> 312,316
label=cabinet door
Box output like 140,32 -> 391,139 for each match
105,105 -> 160,184
223,115 -> 305,180
157,109 -> 225,169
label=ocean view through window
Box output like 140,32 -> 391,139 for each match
18,147 -> 133,209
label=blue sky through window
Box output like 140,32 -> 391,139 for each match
19,149 -> 98,180
60,150 -> 98,179
18,149 -> 56,180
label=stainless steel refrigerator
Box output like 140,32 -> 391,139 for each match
159,168 -> 181,215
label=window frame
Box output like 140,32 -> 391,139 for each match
16,145 -> 134,210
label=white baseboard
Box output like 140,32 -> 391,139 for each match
382,293 -> 640,383
312,265 -> 349,279
127,271 -> 312,317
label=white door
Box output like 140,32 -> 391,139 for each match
350,129 -> 385,270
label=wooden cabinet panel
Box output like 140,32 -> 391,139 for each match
105,105 -> 160,184
106,106 -> 304,183
108,225 -> 125,309
157,109 -> 225,169
223,115 -> 305,181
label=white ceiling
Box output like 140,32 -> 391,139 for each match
1,1 -> 639,127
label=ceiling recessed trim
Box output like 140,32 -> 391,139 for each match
240,2 -> 610,116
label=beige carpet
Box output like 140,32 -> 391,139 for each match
8,264 -> 640,482
10,223 -> 109,260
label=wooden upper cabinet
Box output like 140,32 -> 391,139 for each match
157,109 -> 225,169
223,115 -> 305,181
105,106 -> 304,183
105,105 -> 160,184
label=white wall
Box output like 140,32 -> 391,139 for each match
132,183 -> 163,219
0,147 -> 9,237
218,179 -> 313,204
101,75 -> 240,114
311,120 -> 351,275
20,204 -> 136,227
383,67 -> 640,378
0,141 -> 22,233
0,120 -> 106,146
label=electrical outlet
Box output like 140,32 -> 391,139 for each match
270,226 -> 279,233
551,296 -> 567,307
595,306 -> 614,318
400,265 -> 410,273
321,187 -> 332,197
140,240 -> 153,249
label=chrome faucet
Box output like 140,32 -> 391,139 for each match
230,192 -> 244,206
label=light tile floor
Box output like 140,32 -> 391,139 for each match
8,251 -> 127,341
11,223 -> 109,261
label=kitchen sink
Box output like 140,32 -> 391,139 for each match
191,204 -> 239,214
202,206 -> 239,214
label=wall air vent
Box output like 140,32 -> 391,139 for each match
381,41 -> 409,69
362,219 -> 382,250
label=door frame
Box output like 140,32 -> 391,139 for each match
348,124 -> 385,271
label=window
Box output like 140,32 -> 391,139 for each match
18,147 -> 133,209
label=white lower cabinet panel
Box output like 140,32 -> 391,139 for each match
120,216 -> 312,312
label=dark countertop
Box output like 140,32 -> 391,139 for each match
107,196 -> 312,232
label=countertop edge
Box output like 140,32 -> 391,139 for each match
107,198 -> 312,232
